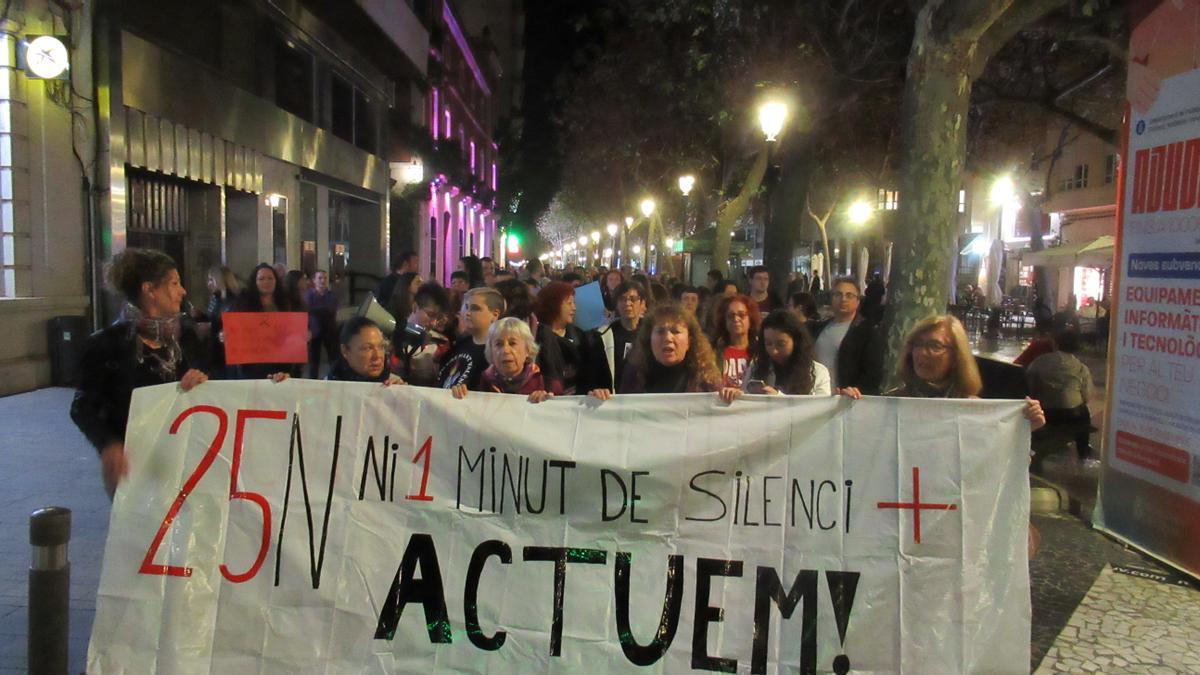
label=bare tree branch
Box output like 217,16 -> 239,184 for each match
972,0 -> 1070,76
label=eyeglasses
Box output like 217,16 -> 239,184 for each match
912,339 -> 951,355
831,292 -> 859,300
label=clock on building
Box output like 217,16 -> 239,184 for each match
20,35 -> 70,80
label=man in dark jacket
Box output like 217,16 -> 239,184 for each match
374,250 -> 419,307
810,276 -> 885,394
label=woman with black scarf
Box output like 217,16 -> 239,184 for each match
71,248 -> 208,498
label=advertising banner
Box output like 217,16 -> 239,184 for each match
1097,0 -> 1200,578
88,382 -> 1031,673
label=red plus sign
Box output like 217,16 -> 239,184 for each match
876,467 -> 958,544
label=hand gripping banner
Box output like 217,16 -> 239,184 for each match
88,381 -> 1031,673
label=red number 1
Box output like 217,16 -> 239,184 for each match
405,436 -> 434,501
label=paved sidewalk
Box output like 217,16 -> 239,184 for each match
0,388 -> 108,673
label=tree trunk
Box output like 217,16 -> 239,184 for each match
805,199 -> 835,294
712,150 -> 769,276
883,11 -> 976,379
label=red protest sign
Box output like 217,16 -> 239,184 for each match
222,312 -> 308,364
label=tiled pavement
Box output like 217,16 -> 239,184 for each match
2,387 -> 1198,673
1035,563 -> 1200,673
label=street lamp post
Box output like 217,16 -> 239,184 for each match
621,216 -> 634,268
640,199 -> 655,272
758,99 -> 789,299
590,230 -> 601,265
606,222 -> 618,267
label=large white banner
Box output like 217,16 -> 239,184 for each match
88,382 -> 1031,674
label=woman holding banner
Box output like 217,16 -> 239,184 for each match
841,314 -> 1046,557
734,310 -> 831,397
841,315 -> 1045,429
451,317 -> 556,402
325,317 -> 403,385
589,304 -> 723,398
71,248 -> 209,498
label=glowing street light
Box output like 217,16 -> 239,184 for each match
990,175 -> 1018,207
624,216 -> 634,228
759,100 -> 788,142
603,247 -> 613,257
847,200 -> 874,225
590,231 -> 600,243
678,175 -> 695,196
632,245 -> 642,254
666,237 -> 675,249
606,223 -> 618,237
970,236 -> 993,256
640,198 -> 656,218
578,235 -> 588,246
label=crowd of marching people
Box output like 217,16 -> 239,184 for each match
71,247 -> 1046,498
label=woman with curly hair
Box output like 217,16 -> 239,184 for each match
71,248 -> 208,497
709,293 -> 761,389
589,303 -> 723,399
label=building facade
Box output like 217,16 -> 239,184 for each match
0,0 -> 433,394
418,0 -> 501,284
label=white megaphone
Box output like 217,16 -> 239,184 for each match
356,292 -> 398,335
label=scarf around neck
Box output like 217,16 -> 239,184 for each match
120,303 -> 184,379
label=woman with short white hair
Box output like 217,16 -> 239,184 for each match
451,317 -> 557,402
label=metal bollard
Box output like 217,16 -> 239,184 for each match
29,507 -> 71,675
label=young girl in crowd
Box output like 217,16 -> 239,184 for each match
741,310 -> 831,396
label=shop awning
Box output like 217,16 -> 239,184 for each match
1075,235 -> 1115,268
1019,236 -> 1114,268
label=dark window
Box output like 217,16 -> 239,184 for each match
120,0 -> 222,70
1104,155 -> 1117,185
354,89 -> 376,153
429,216 -> 439,279
275,37 -> 314,122
331,74 -> 355,142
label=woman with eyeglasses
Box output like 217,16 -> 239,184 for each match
709,294 -> 760,389
842,314 -> 1045,558
840,314 -> 1044,425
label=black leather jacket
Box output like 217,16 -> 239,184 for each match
70,321 -> 203,452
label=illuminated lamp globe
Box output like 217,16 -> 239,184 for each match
758,101 -> 788,142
